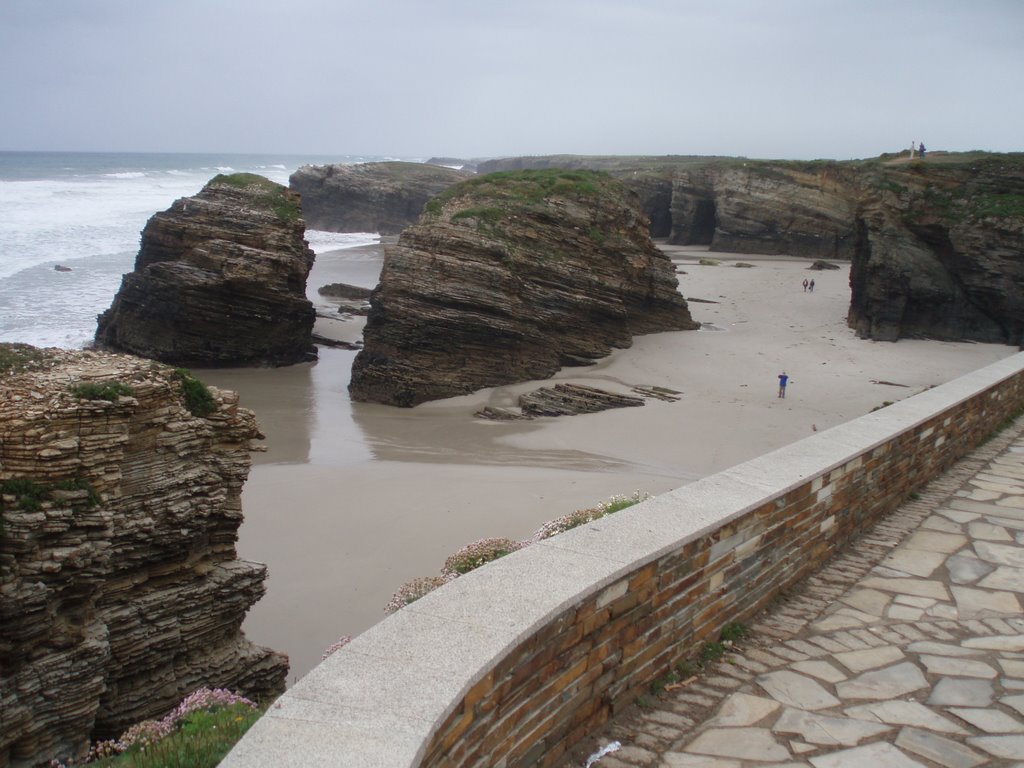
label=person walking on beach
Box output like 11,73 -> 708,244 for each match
809,279 -> 815,292
802,278 -> 809,292
778,371 -> 789,398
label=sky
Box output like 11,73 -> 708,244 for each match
1,0 -> 1021,161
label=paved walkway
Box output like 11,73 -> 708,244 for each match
569,421 -> 1024,767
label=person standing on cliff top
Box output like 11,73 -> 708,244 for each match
778,372 -> 789,398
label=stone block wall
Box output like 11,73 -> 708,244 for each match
222,353 -> 1024,768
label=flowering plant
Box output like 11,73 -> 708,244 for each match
442,537 -> 522,576
321,635 -> 353,659
49,687 -> 258,765
531,490 -> 649,541
385,574 -> 454,613
381,491 -> 651,614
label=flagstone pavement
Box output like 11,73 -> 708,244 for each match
569,420 -> 1024,768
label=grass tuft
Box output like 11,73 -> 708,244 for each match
70,381 -> 134,402
172,369 -> 217,417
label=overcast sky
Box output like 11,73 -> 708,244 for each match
1,0 -> 1020,160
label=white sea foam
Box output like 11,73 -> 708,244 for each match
0,153 -> 396,349
0,175 -> 203,280
305,230 -> 379,254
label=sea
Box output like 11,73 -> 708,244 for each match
0,151 -> 407,349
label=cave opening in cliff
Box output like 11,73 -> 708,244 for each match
689,198 -> 717,244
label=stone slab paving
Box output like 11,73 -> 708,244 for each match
567,422 -> 1024,768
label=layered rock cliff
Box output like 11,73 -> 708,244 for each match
845,155 -> 1024,342
670,163 -> 859,258
289,161 -> 471,234
0,346 -> 287,767
478,153 -> 1024,344
349,170 -> 698,407
95,173 -> 316,367
479,156 -> 857,255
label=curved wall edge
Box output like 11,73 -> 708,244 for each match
222,352 -> 1024,768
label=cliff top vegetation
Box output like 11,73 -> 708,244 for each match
337,160 -> 469,180
0,342 -> 47,374
423,168 -> 615,217
207,172 -> 300,222
478,150 -> 1024,179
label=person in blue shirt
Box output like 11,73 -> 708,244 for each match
778,372 -> 789,398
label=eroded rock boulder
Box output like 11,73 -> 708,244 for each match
289,161 -> 471,234
95,173 -> 316,366
349,170 -> 698,407
0,346 -> 287,766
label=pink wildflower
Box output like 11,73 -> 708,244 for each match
322,635 -> 353,660
442,537 -> 523,576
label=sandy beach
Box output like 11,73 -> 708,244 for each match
200,242 -> 1018,683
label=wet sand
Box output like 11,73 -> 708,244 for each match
201,243 -> 1018,683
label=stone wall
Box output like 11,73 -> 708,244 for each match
222,353 -> 1024,768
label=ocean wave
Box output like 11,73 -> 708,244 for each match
0,152 -> 410,348
304,230 -> 380,254
0,251 -> 131,348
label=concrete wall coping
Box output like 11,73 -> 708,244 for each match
221,352 -> 1024,768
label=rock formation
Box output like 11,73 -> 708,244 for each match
0,345 -> 287,767
846,156 -> 1024,342
318,283 -> 372,317
671,163 -> 859,258
95,173 -> 316,367
477,156 -> 696,239
349,170 -> 699,407
289,161 -> 471,234
478,153 -> 1024,344
475,383 -> 682,420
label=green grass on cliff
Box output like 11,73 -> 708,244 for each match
172,368 -> 217,417
81,703 -> 262,768
0,477 -> 100,514
210,172 -> 301,222
974,193 -> 1024,219
71,380 -> 135,402
423,168 -> 610,218
0,343 -> 46,374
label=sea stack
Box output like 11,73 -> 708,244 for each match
95,173 -> 316,366
349,169 -> 699,407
